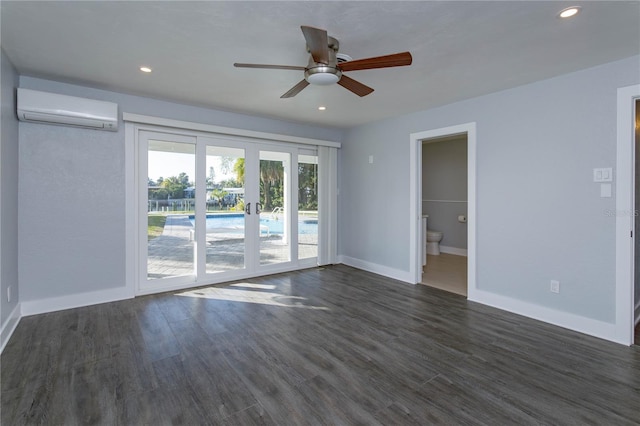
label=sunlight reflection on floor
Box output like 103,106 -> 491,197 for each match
176,283 -> 329,310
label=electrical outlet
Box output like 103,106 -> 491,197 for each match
550,280 -> 560,294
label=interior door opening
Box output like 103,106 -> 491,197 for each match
420,134 -> 469,297
409,122 -> 476,298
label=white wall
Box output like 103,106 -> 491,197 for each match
18,77 -> 342,305
339,56 -> 640,325
1,49 -> 20,346
422,136 -> 467,250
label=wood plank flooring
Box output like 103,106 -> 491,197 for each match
2,265 -> 639,425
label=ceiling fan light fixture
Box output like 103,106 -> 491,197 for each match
307,73 -> 339,85
305,65 -> 341,85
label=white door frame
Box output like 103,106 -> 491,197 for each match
125,116 -> 335,297
409,122 -> 477,298
138,134 -> 312,295
615,84 -> 640,345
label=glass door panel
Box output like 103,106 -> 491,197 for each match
298,154 -> 318,260
146,139 -> 196,280
258,150 -> 291,266
204,146 -> 247,273
140,130 -> 322,294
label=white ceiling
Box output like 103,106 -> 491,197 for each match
1,1 -> 639,128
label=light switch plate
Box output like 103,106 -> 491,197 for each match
593,168 -> 613,182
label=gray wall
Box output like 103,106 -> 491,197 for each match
422,136 -> 467,249
18,77 -> 342,302
339,55 -> 640,323
1,49 -> 20,326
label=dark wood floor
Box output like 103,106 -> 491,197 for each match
2,265 -> 639,425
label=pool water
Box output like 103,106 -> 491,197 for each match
188,214 -> 318,235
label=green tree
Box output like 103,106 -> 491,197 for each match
233,158 -> 245,184
177,172 -> 190,187
260,160 -> 283,211
298,162 -> 317,210
219,178 -> 242,188
210,188 -> 228,210
150,187 -> 169,200
232,158 -> 284,211
161,175 -> 188,198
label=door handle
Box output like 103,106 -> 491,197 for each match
256,202 -> 262,215
245,202 -> 251,215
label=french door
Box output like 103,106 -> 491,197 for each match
139,130 -> 319,293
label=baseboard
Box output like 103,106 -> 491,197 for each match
469,288 -> 626,345
1,303 -> 21,354
635,300 -> 640,326
338,255 -> 414,284
21,286 -> 134,317
439,246 -> 468,257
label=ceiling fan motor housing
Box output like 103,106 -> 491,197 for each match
305,36 -> 342,85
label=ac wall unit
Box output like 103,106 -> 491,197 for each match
17,88 -> 118,131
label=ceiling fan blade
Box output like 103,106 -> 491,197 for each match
301,26 -> 329,64
338,52 -> 413,72
337,75 -> 374,97
234,63 -> 306,71
281,80 -> 310,98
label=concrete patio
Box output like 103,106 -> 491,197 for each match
147,215 -> 317,279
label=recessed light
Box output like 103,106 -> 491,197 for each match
318,106 -> 326,111
139,66 -> 152,73
558,6 -> 581,19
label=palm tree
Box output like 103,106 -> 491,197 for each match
232,158 -> 283,210
233,158 -> 245,184
210,188 -> 228,210
260,160 -> 283,210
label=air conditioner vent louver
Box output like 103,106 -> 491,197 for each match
17,88 -> 118,131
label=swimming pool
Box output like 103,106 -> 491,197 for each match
188,213 -> 318,235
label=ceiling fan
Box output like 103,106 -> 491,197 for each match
234,26 -> 412,98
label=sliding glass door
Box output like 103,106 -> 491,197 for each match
203,145 -> 247,274
258,149 -> 292,266
298,152 -> 318,260
139,131 -> 318,293
143,132 -> 197,284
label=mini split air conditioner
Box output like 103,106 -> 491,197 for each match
17,88 -> 118,131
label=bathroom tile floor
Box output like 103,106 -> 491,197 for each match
421,253 -> 467,297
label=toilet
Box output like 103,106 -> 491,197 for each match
426,230 -> 443,255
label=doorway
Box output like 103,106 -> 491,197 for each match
421,135 -> 468,296
409,122 -> 477,299
614,84 -> 640,346
138,129 -> 320,295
